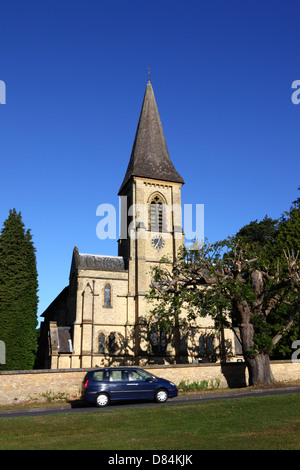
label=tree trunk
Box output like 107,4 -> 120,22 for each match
235,299 -> 275,386
174,312 -> 181,364
245,353 -> 275,386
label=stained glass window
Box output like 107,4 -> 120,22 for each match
104,283 -> 111,307
108,332 -> 115,353
98,333 -> 105,354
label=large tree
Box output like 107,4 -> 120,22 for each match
234,199 -> 300,359
269,196 -> 300,357
148,199 -> 300,386
0,209 -> 38,370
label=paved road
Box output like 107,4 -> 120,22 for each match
1,385 -> 300,419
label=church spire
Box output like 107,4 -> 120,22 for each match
118,80 -> 184,195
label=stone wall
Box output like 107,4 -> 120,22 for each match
0,360 -> 299,406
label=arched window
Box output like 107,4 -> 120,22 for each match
108,333 -> 116,354
98,333 -> 105,354
149,193 -> 166,232
103,283 -> 111,308
150,330 -> 159,355
207,334 -> 215,356
198,334 -> 215,358
149,327 -> 169,355
199,335 -> 205,356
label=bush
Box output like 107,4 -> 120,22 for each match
178,378 -> 220,391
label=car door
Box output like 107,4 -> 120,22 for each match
128,369 -> 155,400
109,369 -> 132,401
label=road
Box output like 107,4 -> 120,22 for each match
1,385 -> 300,419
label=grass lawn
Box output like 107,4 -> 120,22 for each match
0,394 -> 299,450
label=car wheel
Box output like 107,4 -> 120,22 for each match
155,388 -> 168,403
95,393 -> 110,407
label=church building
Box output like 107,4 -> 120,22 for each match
37,79 -> 239,369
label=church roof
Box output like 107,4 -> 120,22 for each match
70,247 -> 126,275
77,253 -> 126,271
118,80 -> 184,195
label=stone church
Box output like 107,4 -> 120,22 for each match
37,79 -> 240,369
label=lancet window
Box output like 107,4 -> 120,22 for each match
149,193 -> 166,232
103,283 -> 112,308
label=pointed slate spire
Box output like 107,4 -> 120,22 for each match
118,80 -> 184,195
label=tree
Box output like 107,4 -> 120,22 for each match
274,195 -> 300,257
0,209 -> 38,370
269,196 -> 300,358
232,200 -> 300,360
148,234 -> 299,386
235,215 -> 279,249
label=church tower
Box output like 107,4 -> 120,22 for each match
118,78 -> 185,363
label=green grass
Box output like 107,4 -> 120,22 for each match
0,394 -> 299,450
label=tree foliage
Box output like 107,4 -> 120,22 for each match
0,209 -> 38,370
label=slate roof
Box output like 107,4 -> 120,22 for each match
57,327 -> 72,353
77,253 -> 126,271
41,286 -> 69,319
118,80 -> 184,194
71,247 -> 126,273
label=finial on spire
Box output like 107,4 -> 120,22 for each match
148,66 -> 151,82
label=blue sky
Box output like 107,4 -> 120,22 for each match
0,0 -> 299,323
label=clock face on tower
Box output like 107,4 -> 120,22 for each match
151,235 -> 165,250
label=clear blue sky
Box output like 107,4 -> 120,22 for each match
0,0 -> 299,323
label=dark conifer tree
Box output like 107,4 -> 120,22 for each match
0,209 -> 38,370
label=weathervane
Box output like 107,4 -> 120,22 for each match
148,66 -> 151,82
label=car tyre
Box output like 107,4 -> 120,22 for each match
95,393 -> 110,407
155,388 -> 168,403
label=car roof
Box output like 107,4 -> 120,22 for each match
91,366 -> 144,372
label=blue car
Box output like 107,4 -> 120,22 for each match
83,367 -> 178,407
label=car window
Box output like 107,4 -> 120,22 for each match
110,370 -> 130,381
130,369 -> 154,381
130,370 -> 144,381
93,370 -> 109,382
